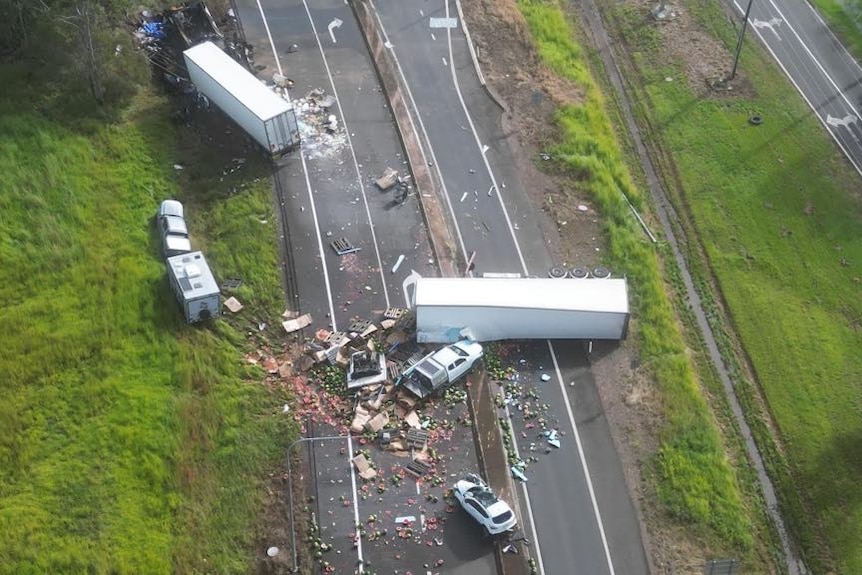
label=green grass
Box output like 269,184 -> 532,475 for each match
516,0 -> 755,554
0,65 -> 294,573
608,0 -> 862,571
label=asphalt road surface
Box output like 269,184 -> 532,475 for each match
234,0 -> 649,572
234,0 -> 496,573
235,0 -> 437,333
368,1 -> 649,573
729,0 -> 862,175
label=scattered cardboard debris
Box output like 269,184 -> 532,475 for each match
282,313 -> 312,334
385,330 -> 408,346
352,453 -> 377,480
404,410 -> 421,429
351,412 -> 372,434
298,355 -> 315,372
224,296 -> 243,313
365,412 -> 390,433
245,350 -> 262,364
262,356 -> 279,374
375,167 -> 399,190
277,362 -> 292,378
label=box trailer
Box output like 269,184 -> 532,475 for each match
166,251 -> 221,323
414,277 -> 630,343
183,41 -> 300,156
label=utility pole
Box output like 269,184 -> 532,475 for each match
729,0 -> 755,81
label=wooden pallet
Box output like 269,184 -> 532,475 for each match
404,458 -> 433,478
406,429 -> 430,450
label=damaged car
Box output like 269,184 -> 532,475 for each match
453,473 -> 517,536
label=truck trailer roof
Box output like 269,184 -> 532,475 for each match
183,41 -> 292,122
414,277 -> 629,315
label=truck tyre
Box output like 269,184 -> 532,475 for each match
548,266 -> 567,278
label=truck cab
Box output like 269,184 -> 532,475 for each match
402,340 -> 483,399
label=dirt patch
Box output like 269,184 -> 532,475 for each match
462,0 -> 605,267
632,0 -> 757,98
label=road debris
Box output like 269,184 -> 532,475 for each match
352,453 -> 378,480
223,296 -> 243,313
330,236 -> 361,255
282,313 -> 312,333
375,167 -> 399,190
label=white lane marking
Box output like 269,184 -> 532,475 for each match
254,0 -> 283,76
549,342 -> 616,575
751,16 -> 783,39
346,434 -> 365,571
367,0 -> 470,264
328,17 -> 343,44
446,0 -> 614,572
445,0 -> 528,274
301,0 -> 391,308
300,152 -> 339,331
732,0 -> 862,177
254,0 -> 337,330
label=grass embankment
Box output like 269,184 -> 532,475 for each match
607,0 -> 862,571
516,0 -> 755,554
0,66 -> 293,573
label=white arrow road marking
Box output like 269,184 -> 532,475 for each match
826,113 -> 858,128
752,16 -> 783,39
328,18 -> 343,43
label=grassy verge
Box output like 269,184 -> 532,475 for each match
0,66 -> 294,573
516,0 -> 754,555
604,0 -> 862,571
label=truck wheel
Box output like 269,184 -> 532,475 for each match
548,266 -> 567,278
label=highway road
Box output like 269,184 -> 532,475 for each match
368,1 -> 649,573
729,0 -> 862,175
233,0 -> 497,573
233,0 -> 649,572
234,0 -> 437,331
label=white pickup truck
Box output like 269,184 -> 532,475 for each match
400,340 -> 483,399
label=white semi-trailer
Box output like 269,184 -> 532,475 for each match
414,277 -> 630,343
183,41 -> 300,156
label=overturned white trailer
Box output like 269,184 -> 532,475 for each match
414,277 -> 630,343
183,41 -> 300,156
